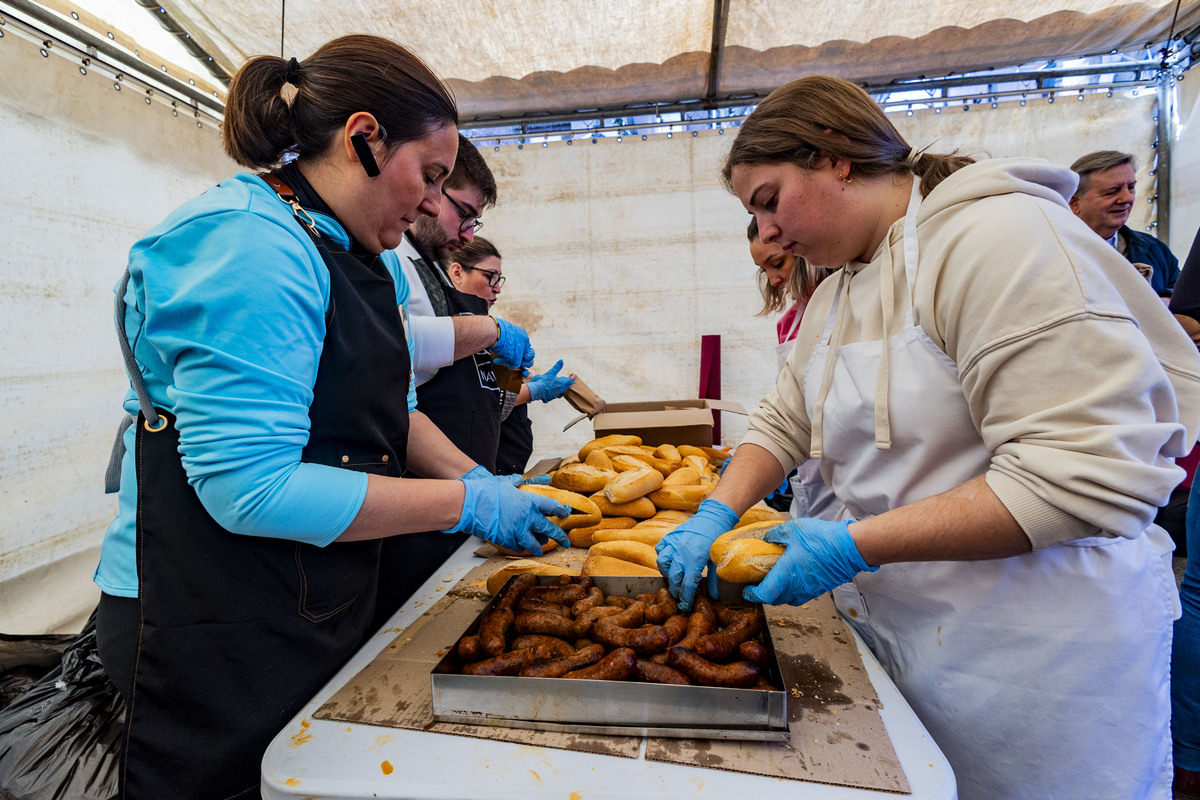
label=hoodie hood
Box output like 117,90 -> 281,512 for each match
919,157 -> 1079,223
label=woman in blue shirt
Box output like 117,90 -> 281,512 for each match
94,34 -> 568,800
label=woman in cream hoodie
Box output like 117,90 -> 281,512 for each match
657,76 -> 1200,800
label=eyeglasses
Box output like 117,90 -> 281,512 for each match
441,188 -> 483,233
462,265 -> 505,289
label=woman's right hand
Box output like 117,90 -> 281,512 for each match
444,475 -> 571,554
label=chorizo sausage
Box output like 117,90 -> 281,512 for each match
516,596 -> 572,616
523,584 -> 587,604
674,610 -> 717,652
695,610 -> 762,661
514,611 -> 577,639
571,586 -> 606,617
494,573 -> 538,611
738,639 -> 769,668
510,635 -> 576,658
661,614 -> 688,646
603,600 -> 646,629
572,605 -> 625,638
645,589 -> 679,624
457,634 -> 482,662
604,595 -> 635,609
563,647 -> 637,680
462,644 -> 555,676
553,574 -> 594,589
633,659 -> 692,685
667,646 -> 760,688
479,608 -> 515,657
592,618 -> 671,655
520,643 -> 607,678
693,595 -> 720,626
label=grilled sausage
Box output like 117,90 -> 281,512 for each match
645,589 -> 679,624
457,634 -> 482,662
633,659 -> 692,685
695,610 -> 762,661
520,643 -> 607,678
667,646 -> 760,688
479,608 -> 515,657
571,586 -> 606,617
572,605 -> 625,638
674,610 -> 717,652
516,597 -> 572,616
495,573 -> 538,611
661,614 -> 688,646
563,647 -> 637,680
604,595 -> 635,609
462,644 -> 555,676
514,611 -> 577,639
592,618 -> 672,655
523,584 -> 587,604
738,639 -> 769,668
510,635 -> 576,658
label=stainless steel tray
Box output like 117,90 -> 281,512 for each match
430,575 -> 789,741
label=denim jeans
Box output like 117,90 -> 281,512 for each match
1175,480 -> 1200,771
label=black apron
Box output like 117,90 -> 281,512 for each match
372,240 -> 501,629
110,174 -> 410,800
495,403 -> 535,476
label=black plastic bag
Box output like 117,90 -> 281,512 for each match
0,615 -> 123,800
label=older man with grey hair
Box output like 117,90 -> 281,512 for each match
1069,150 -> 1179,296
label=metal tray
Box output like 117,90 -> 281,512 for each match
430,575 -> 789,741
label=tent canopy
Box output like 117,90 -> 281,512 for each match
157,0 -> 1200,121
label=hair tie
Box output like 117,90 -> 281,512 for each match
904,144 -> 930,170
285,57 -> 301,86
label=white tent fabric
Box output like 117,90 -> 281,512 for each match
155,0 -> 1200,118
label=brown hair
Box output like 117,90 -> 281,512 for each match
447,236 -> 501,270
722,75 -> 973,197
447,135 -> 498,210
746,217 -> 827,316
222,35 -> 457,170
1070,150 -> 1136,197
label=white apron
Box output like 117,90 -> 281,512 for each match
777,310 -> 845,521
805,181 -> 1177,800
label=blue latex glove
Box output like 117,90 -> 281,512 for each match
655,498 -> 739,611
491,317 -> 535,371
444,476 -> 571,554
765,472 -> 792,503
462,465 -> 492,481
521,474 -> 552,485
718,457 -> 732,475
474,469 -> 551,487
527,360 -> 575,403
743,519 -> 878,606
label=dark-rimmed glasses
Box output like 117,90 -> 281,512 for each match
441,188 -> 483,233
462,265 -> 505,289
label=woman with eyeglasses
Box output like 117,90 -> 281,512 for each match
94,36 -> 570,799
444,237 -> 575,477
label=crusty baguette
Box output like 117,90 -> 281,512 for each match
647,509 -> 693,525
714,538 -> 784,584
579,434 -> 642,461
609,454 -> 652,473
589,492 -> 657,519
519,485 -> 602,529
581,553 -> 662,578
662,466 -> 701,487
551,463 -> 617,494
654,443 -> 682,464
584,448 -> 614,471
588,540 -> 660,569
734,505 -> 790,528
604,466 -> 664,504
647,484 -> 713,513
486,560 -> 577,595
567,516 -> 637,548
709,520 -> 783,566
590,526 -> 673,546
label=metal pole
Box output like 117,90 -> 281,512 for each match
1156,73 -> 1174,243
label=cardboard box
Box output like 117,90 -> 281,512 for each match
589,398 -> 747,448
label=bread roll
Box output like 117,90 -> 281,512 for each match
519,485 -> 602,529
662,466 -> 701,487
714,538 -> 784,584
681,454 -> 712,476
648,509 -> 693,525
588,540 -> 660,569
709,520 -> 783,566
551,463 -> 617,494
604,466 -> 664,504
486,560 -> 577,595
492,539 -> 560,557
648,484 -> 713,513
678,445 -> 731,468
568,516 -> 637,548
581,553 -> 662,578
584,448 -> 614,471
579,434 -> 641,461
609,454 -> 651,473
590,492 -> 657,519
590,526 -> 672,546
654,444 -> 682,464
735,505 -> 790,528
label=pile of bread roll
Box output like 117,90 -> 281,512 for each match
490,434 -> 790,590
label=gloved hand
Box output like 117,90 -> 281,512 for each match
462,465 -> 492,481
743,519 -> 878,606
655,498 -> 739,611
444,475 -> 571,555
490,317 -> 535,371
472,468 -> 551,487
527,360 -> 575,403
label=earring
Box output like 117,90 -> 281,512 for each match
840,172 -> 853,184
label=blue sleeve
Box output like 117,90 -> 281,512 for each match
134,209 -> 367,544
381,251 -> 419,413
